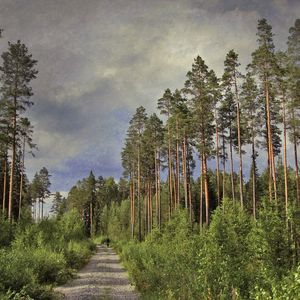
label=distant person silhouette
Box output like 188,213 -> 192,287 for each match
106,238 -> 110,247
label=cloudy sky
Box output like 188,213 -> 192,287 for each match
0,0 -> 299,192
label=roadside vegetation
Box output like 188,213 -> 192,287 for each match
0,210 -> 95,299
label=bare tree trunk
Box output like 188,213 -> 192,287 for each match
8,96 -> 17,222
229,127 -> 235,201
203,153 -> 209,225
215,119 -> 221,205
222,134 -> 226,199
234,72 -> 244,208
183,137 -> 188,209
187,159 -> 192,222
157,150 -> 161,229
200,157 -> 203,228
168,124 -> 173,220
90,201 -> 93,237
176,119 -> 180,207
149,181 -> 153,230
138,148 -> 142,241
252,135 -> 257,220
282,94 -> 288,219
155,150 -> 158,227
18,138 -> 26,221
265,76 -> 277,202
2,157 -> 7,214
292,109 -> 300,205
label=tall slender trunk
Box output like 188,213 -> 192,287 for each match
137,148 -> 142,241
172,162 -> 176,210
229,126 -> 235,201
200,157 -> 203,228
155,149 -> 159,227
187,159 -> 192,222
292,109 -> 300,205
131,168 -> 136,238
130,173 -> 134,238
2,157 -> 7,214
233,73 -> 243,208
8,96 -> 17,222
252,134 -> 257,220
203,153 -> 209,225
18,138 -> 26,221
90,201 -> 93,237
222,134 -> 226,199
183,137 -> 188,209
282,93 -> 288,218
215,119 -> 221,205
168,124 -> 173,220
265,75 -> 277,202
157,150 -> 161,229
149,181 -> 152,230
176,119 -> 180,207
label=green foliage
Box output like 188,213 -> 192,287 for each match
0,209 -> 94,298
120,210 -> 201,299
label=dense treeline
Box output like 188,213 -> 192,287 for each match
0,33 -> 96,299
67,18 -> 300,299
120,18 -> 300,239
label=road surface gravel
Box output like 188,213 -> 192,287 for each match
55,245 -> 139,300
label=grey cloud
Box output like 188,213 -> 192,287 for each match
0,0 -> 299,191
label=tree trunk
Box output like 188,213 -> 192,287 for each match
19,138 -> 26,221
176,119 -> 180,207
282,94 -> 288,219
2,157 -> 7,214
229,127 -> 235,201
200,157 -> 203,228
8,96 -> 17,222
155,149 -> 159,227
252,135 -> 257,220
215,119 -> 221,205
222,134 -> 226,199
90,201 -> 93,237
158,150 -> 161,229
203,153 -> 209,225
138,148 -> 142,241
168,124 -> 173,220
233,71 -> 244,208
292,109 -> 300,205
183,137 -> 188,210
265,75 -> 277,202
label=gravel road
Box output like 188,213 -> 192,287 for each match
55,245 -> 139,300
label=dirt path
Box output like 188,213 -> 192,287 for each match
55,245 -> 139,300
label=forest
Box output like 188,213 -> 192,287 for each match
0,17 -> 300,299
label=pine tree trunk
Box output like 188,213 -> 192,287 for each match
155,149 -> 159,227
138,148 -> 142,241
183,137 -> 188,210
2,157 -> 7,214
176,119 -> 180,207
158,150 -> 161,229
187,160 -> 192,222
265,76 -> 277,202
168,124 -> 173,220
18,138 -> 26,221
8,96 -> 17,222
252,135 -> 257,220
234,71 -> 244,208
200,157 -> 203,228
229,127 -> 235,201
292,109 -> 300,205
90,201 -> 93,237
222,134 -> 226,199
282,94 -> 288,218
215,119 -> 221,205
203,153 -> 209,225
